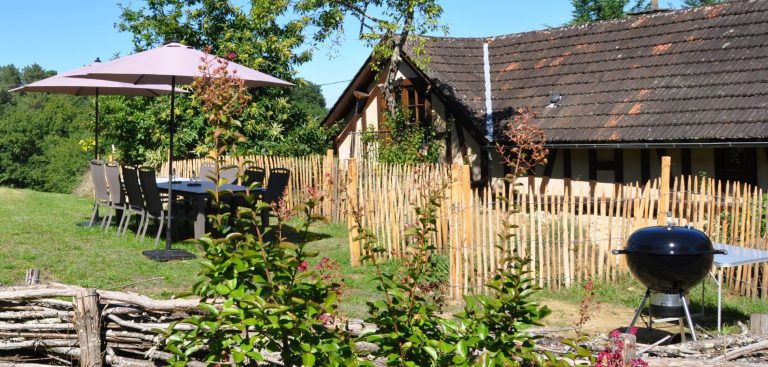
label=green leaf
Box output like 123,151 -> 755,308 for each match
424,346 -> 438,360
302,353 -> 316,366
198,302 -> 218,316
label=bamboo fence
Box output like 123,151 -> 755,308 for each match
445,166 -> 768,301
166,154 -> 768,302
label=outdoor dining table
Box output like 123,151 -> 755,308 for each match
156,180 -> 265,239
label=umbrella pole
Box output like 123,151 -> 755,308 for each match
144,76 -> 194,262
95,89 -> 99,160
166,76 -> 175,251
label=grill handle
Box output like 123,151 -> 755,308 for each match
714,249 -> 728,255
611,249 -> 628,255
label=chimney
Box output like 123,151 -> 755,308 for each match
651,0 -> 659,10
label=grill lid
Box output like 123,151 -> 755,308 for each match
621,225 -> 715,256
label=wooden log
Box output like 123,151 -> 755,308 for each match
25,269 -> 40,286
98,291 -> 200,311
0,310 -> 73,319
643,358 -> 768,366
750,314 -> 768,336
621,333 -> 636,367
0,332 -> 78,339
106,314 -> 194,331
714,339 -> 768,362
0,339 -> 78,350
74,288 -> 102,367
0,323 -> 74,331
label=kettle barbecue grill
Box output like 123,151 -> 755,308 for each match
613,221 -> 726,341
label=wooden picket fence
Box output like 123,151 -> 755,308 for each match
166,154 -> 768,302
344,158 -> 452,264
444,162 -> 768,301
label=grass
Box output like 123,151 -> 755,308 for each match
0,187 -> 200,297
3,186 -> 768,332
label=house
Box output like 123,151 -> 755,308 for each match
323,0 -> 768,193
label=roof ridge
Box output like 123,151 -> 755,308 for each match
412,0 -> 758,43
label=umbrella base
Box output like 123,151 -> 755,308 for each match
142,249 -> 195,262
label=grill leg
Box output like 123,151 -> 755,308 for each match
680,293 -> 697,341
629,289 -> 651,331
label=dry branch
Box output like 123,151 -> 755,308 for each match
713,340 -> 768,362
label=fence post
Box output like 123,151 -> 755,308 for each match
449,164 -> 462,300
74,288 -> 102,367
347,158 -> 361,266
657,156 -> 671,225
324,149 -> 334,218
460,165 -> 472,296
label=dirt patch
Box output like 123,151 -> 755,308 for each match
540,299 -> 687,339
539,298 -> 636,335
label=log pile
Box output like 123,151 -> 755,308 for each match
2,282 -> 768,366
0,283 -> 200,366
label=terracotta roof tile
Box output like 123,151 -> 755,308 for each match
407,0 -> 768,143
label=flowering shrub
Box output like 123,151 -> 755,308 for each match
165,52 -> 357,366
596,328 -> 648,367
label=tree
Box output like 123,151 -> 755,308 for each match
0,65 -> 22,107
289,79 -> 328,122
0,88 -> 91,192
571,0 -> 630,24
114,0 -> 334,160
684,0 -> 722,7
21,64 -> 55,85
296,0 -> 446,116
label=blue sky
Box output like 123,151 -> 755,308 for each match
0,0 -> 684,106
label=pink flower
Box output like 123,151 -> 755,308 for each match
227,52 -> 237,60
297,261 -> 308,272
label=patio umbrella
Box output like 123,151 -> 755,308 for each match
76,42 -> 293,261
9,59 -> 182,160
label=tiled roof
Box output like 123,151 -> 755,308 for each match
409,0 -> 768,144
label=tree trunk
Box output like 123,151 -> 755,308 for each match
381,7 -> 414,118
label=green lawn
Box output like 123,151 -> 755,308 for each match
0,187 -> 200,296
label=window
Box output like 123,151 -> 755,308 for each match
399,79 -> 430,125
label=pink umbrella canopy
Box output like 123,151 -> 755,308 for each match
9,61 -> 182,96
80,42 -> 293,88
9,61 -> 186,160
74,42 -> 293,260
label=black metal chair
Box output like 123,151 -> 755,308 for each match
138,167 -> 190,247
243,166 -> 266,188
260,168 -> 291,226
119,166 -> 146,237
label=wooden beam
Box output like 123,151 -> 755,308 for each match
455,121 -> 469,164
352,90 -> 369,100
